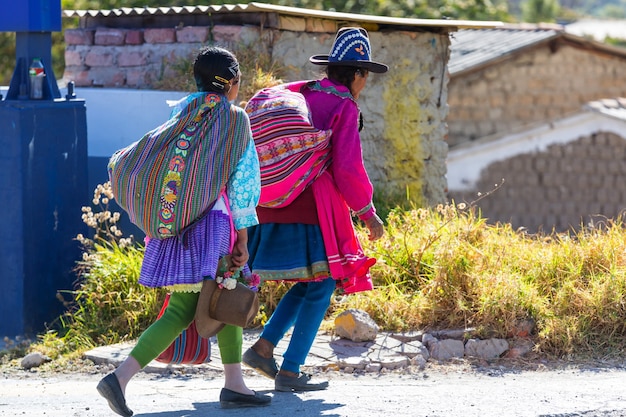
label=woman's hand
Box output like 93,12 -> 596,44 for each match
230,229 -> 249,270
365,214 -> 384,241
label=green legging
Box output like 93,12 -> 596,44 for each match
130,291 -> 242,368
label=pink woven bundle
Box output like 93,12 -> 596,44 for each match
245,82 -> 332,208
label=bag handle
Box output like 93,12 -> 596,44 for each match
208,282 -> 223,317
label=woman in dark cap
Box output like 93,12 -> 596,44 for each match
243,27 -> 387,391
96,46 -> 270,416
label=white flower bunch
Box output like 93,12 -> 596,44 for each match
76,181 -> 134,250
215,275 -> 238,290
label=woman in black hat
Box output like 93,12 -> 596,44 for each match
243,27 -> 387,392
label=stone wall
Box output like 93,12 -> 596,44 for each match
447,131 -> 626,233
63,25 -> 450,206
447,42 -> 626,148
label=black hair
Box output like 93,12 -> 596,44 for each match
193,46 -> 240,93
326,65 -> 360,91
324,65 -> 364,131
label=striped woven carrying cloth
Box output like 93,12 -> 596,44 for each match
155,293 -> 211,364
245,81 -> 332,208
108,93 -> 250,239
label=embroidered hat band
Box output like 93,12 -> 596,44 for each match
309,27 -> 388,74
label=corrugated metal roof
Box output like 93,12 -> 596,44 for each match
63,2 -> 502,30
63,4 -> 225,17
449,24 -> 626,77
449,26 -> 560,76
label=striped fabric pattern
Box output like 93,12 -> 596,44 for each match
139,206 -> 232,289
245,83 -> 332,208
108,93 -> 251,239
155,294 -> 211,364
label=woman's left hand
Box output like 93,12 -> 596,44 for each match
365,214 -> 384,241
230,229 -> 249,270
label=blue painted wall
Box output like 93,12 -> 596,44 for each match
0,86 -> 185,338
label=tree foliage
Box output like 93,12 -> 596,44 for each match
521,0 -> 561,22
61,0 -> 513,20
0,33 -> 15,88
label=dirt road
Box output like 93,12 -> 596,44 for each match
2,360 -> 626,417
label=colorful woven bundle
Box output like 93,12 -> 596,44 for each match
155,294 -> 211,364
245,82 -> 332,208
108,93 -> 251,239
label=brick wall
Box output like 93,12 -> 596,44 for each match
447,131 -> 626,233
447,43 -> 626,147
64,26 -> 241,88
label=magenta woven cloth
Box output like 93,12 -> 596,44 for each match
139,209 -> 232,288
245,81 -> 332,208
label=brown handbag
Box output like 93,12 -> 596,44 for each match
194,257 -> 260,338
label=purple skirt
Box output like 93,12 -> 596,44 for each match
139,209 -> 233,288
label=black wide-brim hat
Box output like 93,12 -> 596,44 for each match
309,27 -> 388,74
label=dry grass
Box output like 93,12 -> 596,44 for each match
4,186 -> 626,364
153,41 -> 286,101
336,204 -> 626,360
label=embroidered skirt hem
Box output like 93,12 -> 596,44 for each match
247,223 -> 330,282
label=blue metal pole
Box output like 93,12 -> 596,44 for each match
0,0 -> 89,338
6,32 -> 61,100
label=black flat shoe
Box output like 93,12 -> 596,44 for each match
275,372 -> 329,392
242,347 -> 279,380
96,373 -> 134,417
219,388 -> 271,409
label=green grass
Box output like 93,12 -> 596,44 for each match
343,204 -> 626,360
6,183 -> 624,365
5,183 -> 626,364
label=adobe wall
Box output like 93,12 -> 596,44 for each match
63,25 -> 450,207
447,131 -> 626,233
447,43 -> 626,148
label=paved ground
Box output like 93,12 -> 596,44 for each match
81,329 -> 414,375
3,330 -> 626,417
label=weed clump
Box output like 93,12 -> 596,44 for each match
344,202 -> 626,360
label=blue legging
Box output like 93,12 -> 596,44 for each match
260,277 -> 336,374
